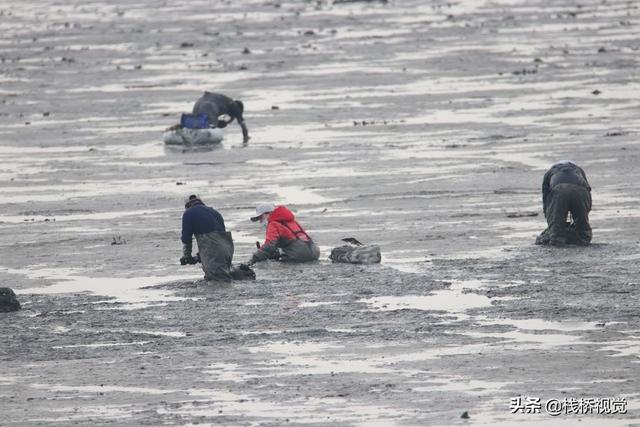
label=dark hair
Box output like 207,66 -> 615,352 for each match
185,194 -> 203,209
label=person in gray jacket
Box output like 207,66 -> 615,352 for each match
536,161 -> 592,246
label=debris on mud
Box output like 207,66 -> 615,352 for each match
506,211 -> 539,218
605,130 -> 626,137
111,235 -> 127,245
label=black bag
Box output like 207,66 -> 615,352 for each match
230,264 -> 256,280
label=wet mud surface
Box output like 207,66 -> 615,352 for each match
1,0 -> 640,425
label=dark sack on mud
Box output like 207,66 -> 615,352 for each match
230,264 -> 256,281
180,113 -> 210,129
329,245 -> 381,264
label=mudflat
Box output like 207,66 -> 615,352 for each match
1,0 -> 639,425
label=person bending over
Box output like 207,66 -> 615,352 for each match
537,160 -> 592,246
192,91 -> 249,144
248,203 -> 320,265
181,195 -> 234,281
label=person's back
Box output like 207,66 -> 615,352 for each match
193,92 -> 233,112
547,162 -> 590,190
181,203 -> 226,243
267,206 -> 312,243
192,91 -> 249,144
181,195 -> 234,281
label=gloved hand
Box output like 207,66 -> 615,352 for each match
216,119 -> 228,129
180,255 -> 198,265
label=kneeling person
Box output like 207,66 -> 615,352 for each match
538,161 -> 592,246
249,203 -> 320,265
181,195 -> 234,281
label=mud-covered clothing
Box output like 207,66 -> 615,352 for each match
195,231 -> 234,281
542,162 -> 590,216
181,204 -> 226,246
544,183 -> 592,244
181,202 -> 233,281
192,92 -> 248,142
539,162 -> 592,246
250,206 -> 320,264
536,221 -> 588,246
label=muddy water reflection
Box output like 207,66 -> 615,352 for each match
14,267 -> 201,307
361,279 -> 492,319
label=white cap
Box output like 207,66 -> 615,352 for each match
250,203 -> 275,222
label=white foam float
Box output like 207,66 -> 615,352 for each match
162,127 -> 224,146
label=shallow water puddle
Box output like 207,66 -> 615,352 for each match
0,208 -> 171,224
250,123 -> 347,146
466,330 -> 583,347
11,267 -> 201,307
464,317 -> 601,349
154,394 -> 409,426
298,301 -> 338,308
0,176 -> 210,204
204,362 -> 261,382
382,250 -> 429,273
438,246 -> 515,261
247,341 -> 340,355
268,185 -> 338,205
53,341 -> 151,349
32,383 -> 173,395
360,279 -> 492,319
491,150 -> 552,170
411,377 -> 511,396
598,335 -> 640,359
246,341 -> 407,375
483,318 -> 598,332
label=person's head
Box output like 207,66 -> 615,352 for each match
184,194 -> 204,209
250,202 -> 275,224
553,160 -> 576,167
229,100 -> 244,118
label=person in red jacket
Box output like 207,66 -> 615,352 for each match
248,203 -> 320,265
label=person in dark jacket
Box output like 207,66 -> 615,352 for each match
192,92 -> 249,144
536,161 -> 592,246
248,203 -> 320,265
181,195 -> 234,281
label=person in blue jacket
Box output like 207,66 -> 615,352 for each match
181,195 -> 234,281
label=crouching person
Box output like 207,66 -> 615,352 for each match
536,161 -> 592,246
248,203 -> 320,265
181,195 -> 234,282
192,91 -> 249,144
